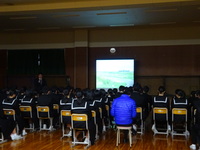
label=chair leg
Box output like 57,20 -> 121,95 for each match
116,129 -> 119,146
129,129 -> 132,147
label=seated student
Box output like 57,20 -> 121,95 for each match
131,83 -> 148,121
152,86 -> 171,132
0,102 -> 22,140
20,89 -> 39,130
37,87 -> 55,129
59,89 -> 73,136
93,90 -> 104,134
190,90 -> 200,150
111,88 -> 136,143
71,90 -> 95,145
2,89 -> 27,136
171,89 -> 190,133
142,86 -> 153,113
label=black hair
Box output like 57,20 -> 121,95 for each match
195,90 -> 200,96
158,86 -> 165,93
75,90 -> 83,104
176,89 -> 185,98
119,85 -> 125,92
143,86 -> 149,93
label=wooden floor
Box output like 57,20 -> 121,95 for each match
0,127 -> 192,150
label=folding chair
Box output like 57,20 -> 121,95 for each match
53,104 -> 60,127
60,110 -> 71,138
53,104 -> 59,113
0,129 -> 7,144
19,106 -> 34,132
91,110 -> 99,140
3,109 -> 19,133
71,114 -> 90,148
153,107 -> 169,136
105,105 -> 111,129
37,106 -> 54,131
116,125 -> 133,147
171,108 -> 189,138
136,107 -> 144,135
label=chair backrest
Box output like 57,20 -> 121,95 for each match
136,107 -> 142,117
71,114 -> 88,129
19,106 -> 32,118
153,107 -> 168,121
99,107 -> 102,118
105,105 -> 109,117
172,108 -> 187,122
91,110 -> 96,124
60,110 -> 71,123
53,104 -> 59,113
37,106 -> 50,118
3,109 -> 16,121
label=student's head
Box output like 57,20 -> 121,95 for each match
158,86 -> 165,94
119,85 -> 125,92
124,88 -> 131,96
175,89 -> 185,98
63,89 -> 69,96
7,89 -> 16,97
143,86 -> 149,93
133,82 -> 142,92
195,90 -> 200,98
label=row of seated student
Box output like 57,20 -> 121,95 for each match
0,86 -> 114,145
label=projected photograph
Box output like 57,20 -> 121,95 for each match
96,59 -> 134,89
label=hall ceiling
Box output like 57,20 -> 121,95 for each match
0,0 -> 200,32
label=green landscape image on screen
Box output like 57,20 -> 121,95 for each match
96,59 -> 134,89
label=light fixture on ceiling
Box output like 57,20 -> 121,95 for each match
110,48 -> 116,53
72,26 -> 96,28
9,16 -> 37,20
193,21 -> 200,23
4,28 -> 25,31
150,22 -> 176,25
96,12 -> 127,15
146,8 -> 178,13
37,27 -> 60,30
52,14 -> 80,18
110,24 -> 134,27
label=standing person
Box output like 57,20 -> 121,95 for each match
111,88 -> 136,142
190,90 -> 200,150
34,73 -> 47,93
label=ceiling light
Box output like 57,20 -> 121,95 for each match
146,8 -> 177,13
96,12 -> 127,15
150,22 -> 176,25
4,29 -> 25,31
110,24 -> 134,27
73,26 -> 96,28
10,16 -> 37,20
37,27 -> 60,30
52,14 -> 80,18
193,21 -> 200,23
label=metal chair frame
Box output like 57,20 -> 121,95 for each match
71,113 -> 90,148
171,108 -> 188,138
153,107 -> 169,136
37,106 -> 54,131
60,110 -> 71,138
19,105 -> 34,132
